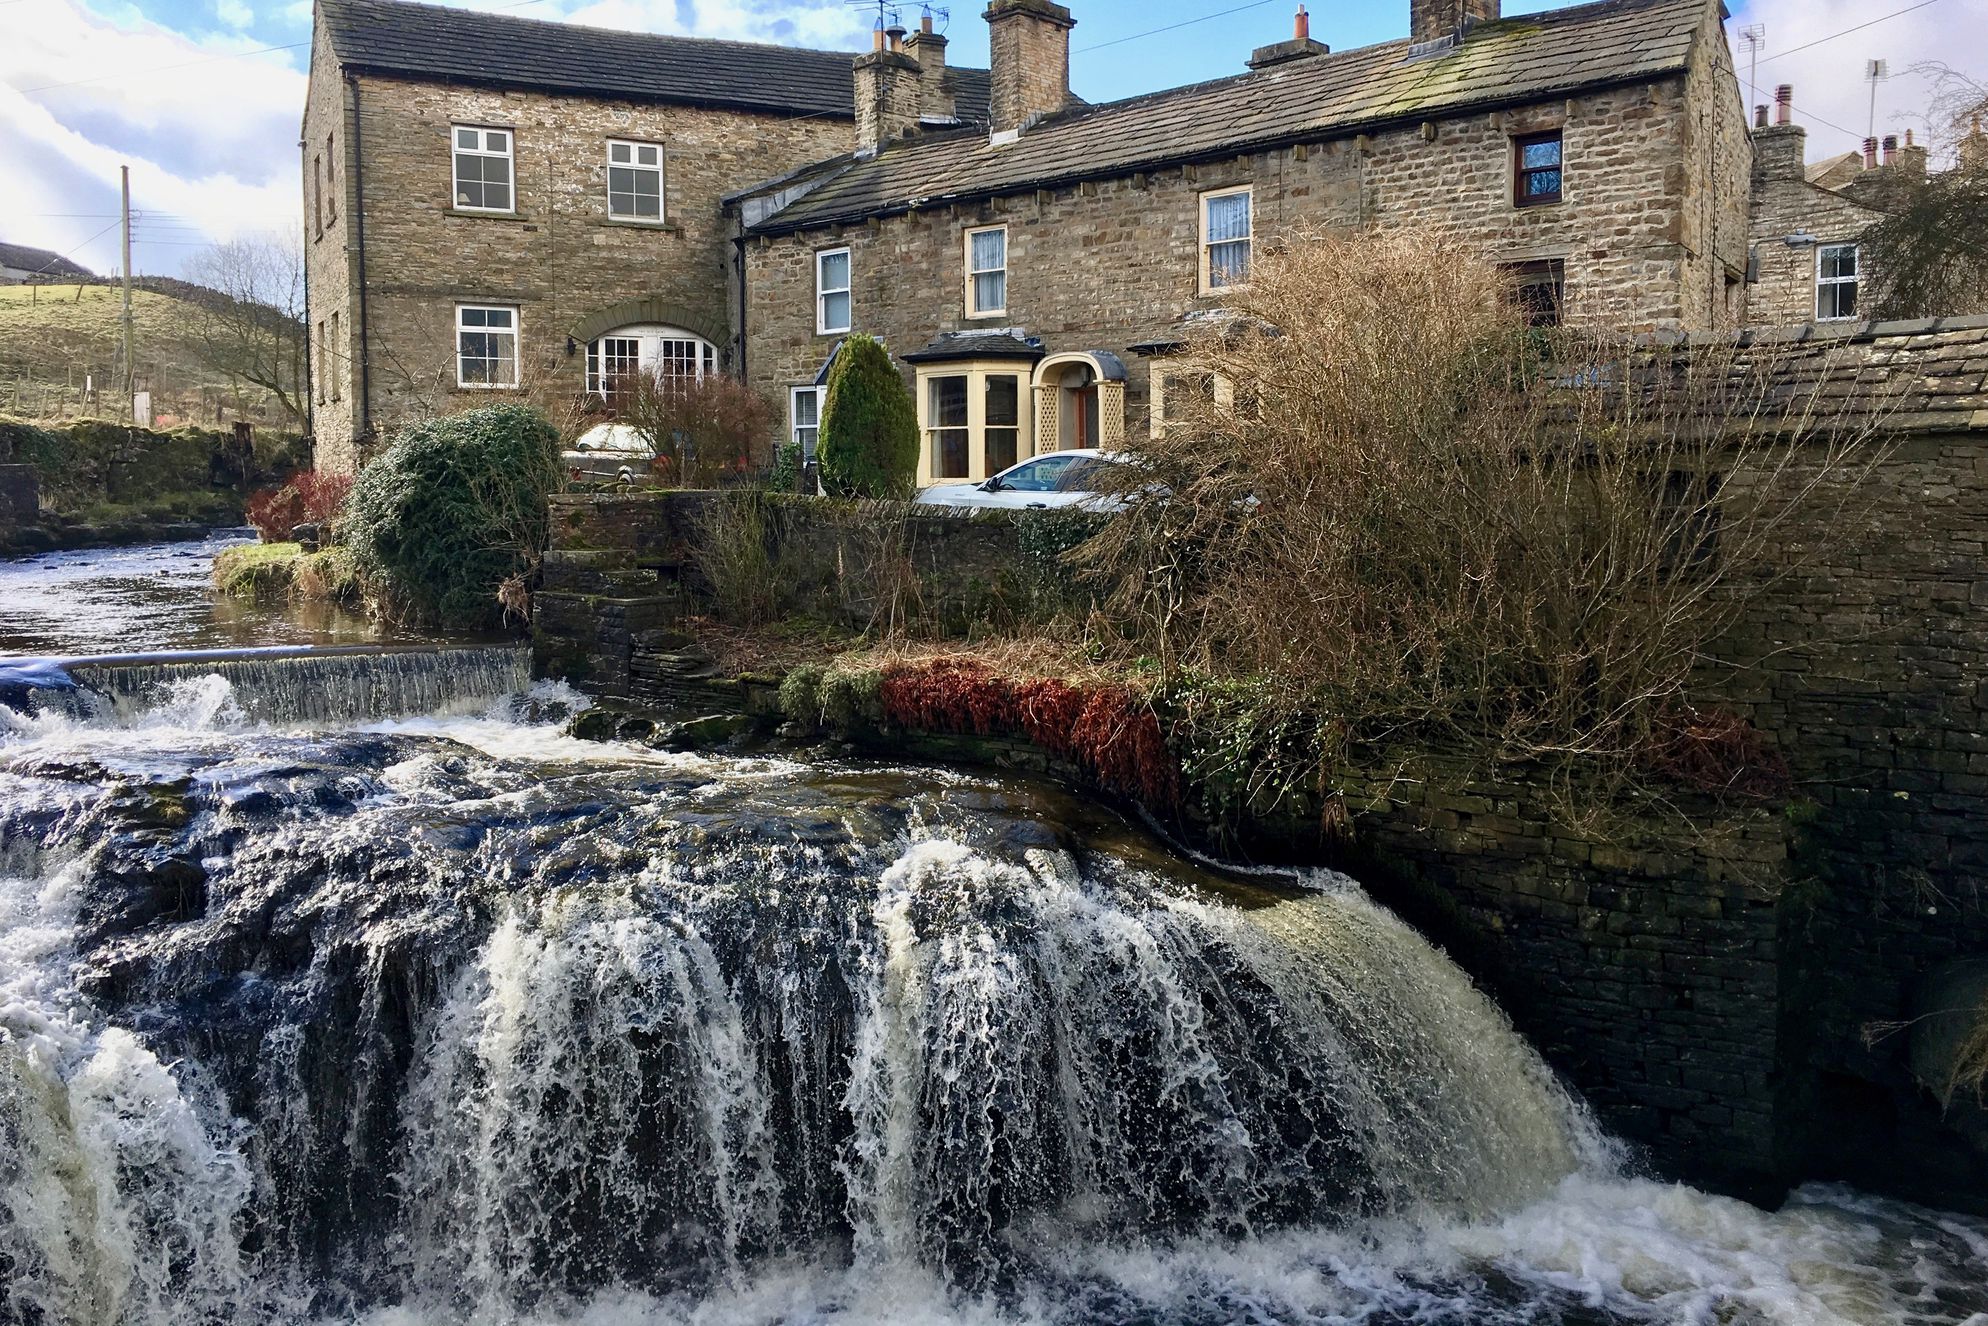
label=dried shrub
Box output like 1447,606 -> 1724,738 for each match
245,484 -> 303,541
693,490 -> 783,627
1640,704 -> 1793,800
880,659 -> 1181,811
291,469 -> 352,525
1083,224 -> 1892,819
611,370 -> 777,486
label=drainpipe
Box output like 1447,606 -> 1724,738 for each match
299,135 -> 315,442
732,232 -> 749,379
346,73 -> 373,443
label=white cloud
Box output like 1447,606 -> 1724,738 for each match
0,0 -> 305,276
215,0 -> 253,30
1727,0 -> 1988,165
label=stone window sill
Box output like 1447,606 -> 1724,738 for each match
603,217 -> 680,234
446,208 -> 530,223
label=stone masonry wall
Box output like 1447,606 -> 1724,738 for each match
304,63 -> 852,471
745,72 -> 1736,445
302,21 -> 359,471
1748,133 -> 1887,328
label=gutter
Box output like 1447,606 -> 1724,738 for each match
346,72 -> 373,441
732,233 -> 749,380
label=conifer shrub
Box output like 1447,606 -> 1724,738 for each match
343,404 -> 561,627
817,334 -> 918,499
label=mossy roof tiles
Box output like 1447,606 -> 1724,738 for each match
747,0 -> 1710,234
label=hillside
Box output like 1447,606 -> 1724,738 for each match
0,282 -> 295,429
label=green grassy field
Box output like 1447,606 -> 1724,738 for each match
0,283 -> 272,425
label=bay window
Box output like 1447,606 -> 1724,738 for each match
584,324 -> 716,400
914,361 -> 1032,484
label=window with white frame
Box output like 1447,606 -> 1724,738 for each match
452,126 -> 514,212
607,139 -> 663,220
584,325 -> 716,399
790,385 -> 823,460
1200,186 -> 1251,293
816,247 -> 851,334
456,305 -> 518,387
1817,243 -> 1859,321
965,225 -> 1007,317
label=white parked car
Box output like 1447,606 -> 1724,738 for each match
914,449 -> 1145,512
562,423 -> 653,483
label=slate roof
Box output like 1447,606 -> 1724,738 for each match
318,0 -> 990,123
0,242 -> 92,279
747,0 -> 1712,234
1700,315 -> 1988,434
901,329 -> 1045,362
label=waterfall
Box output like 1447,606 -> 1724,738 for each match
1,686 -> 1983,1326
58,645 -> 532,725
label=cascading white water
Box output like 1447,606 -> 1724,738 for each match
1,672 -> 1984,1326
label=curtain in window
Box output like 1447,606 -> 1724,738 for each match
970,229 -> 1006,312
1205,193 -> 1250,287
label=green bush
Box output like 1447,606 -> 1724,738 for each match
343,404 -> 561,627
817,334 -> 918,499
779,663 -> 825,727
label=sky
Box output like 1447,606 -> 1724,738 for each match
1,0 -> 1983,280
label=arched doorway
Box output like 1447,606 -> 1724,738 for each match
583,323 -> 717,402
1030,351 -> 1127,455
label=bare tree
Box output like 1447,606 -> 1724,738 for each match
183,232 -> 307,424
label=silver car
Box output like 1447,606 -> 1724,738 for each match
914,449 -> 1143,512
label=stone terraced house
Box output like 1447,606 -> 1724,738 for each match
300,0 -> 990,472
306,0 -> 1934,486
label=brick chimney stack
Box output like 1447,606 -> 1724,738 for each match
1897,127 -> 1929,178
1248,3 -> 1331,69
853,27 -> 923,156
1961,115 -> 1988,172
1751,82 -> 1808,183
903,15 -> 955,122
1410,0 -> 1498,45
984,0 -> 1075,136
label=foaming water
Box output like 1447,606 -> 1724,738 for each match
0,681 -> 1984,1326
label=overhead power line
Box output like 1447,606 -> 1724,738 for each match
1753,0 -> 1946,67
1076,0 -> 1280,54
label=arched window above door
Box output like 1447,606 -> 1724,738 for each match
584,324 -> 717,400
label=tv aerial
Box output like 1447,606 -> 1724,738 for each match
845,1 -> 948,36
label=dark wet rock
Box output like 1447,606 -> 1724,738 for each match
657,712 -> 756,751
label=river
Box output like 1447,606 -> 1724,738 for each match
1,536 -> 1985,1325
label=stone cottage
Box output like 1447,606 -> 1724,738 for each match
733,0 -> 1755,486
299,0 -> 991,472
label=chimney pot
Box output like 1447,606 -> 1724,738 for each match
885,22 -> 906,50
1295,4 -> 1308,39
1882,133 -> 1897,165
1774,83 -> 1792,126
903,16 -> 954,121
920,13 -> 933,33
1755,104 -> 1767,129
872,25 -> 885,50
1863,136 -> 1879,169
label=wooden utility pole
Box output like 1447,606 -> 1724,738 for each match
119,164 -> 134,420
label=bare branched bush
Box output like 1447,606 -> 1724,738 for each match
1084,225 -> 1893,814
612,371 -> 776,487
694,490 -> 784,626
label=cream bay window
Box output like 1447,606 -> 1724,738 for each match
1148,361 -> 1233,437
1199,186 -> 1251,293
965,225 -> 1007,317
915,362 -> 1031,485
452,126 -> 513,213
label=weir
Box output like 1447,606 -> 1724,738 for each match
2,643 -> 532,725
